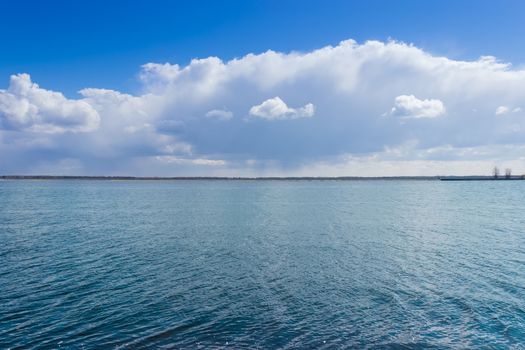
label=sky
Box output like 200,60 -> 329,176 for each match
1,0 -> 525,176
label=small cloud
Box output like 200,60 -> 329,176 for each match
205,108 -> 233,121
162,143 -> 193,155
495,105 -> 522,116
249,96 -> 315,120
390,95 -> 445,119
124,123 -> 152,134
495,106 -> 510,115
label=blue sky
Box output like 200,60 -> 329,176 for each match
1,1 -> 525,176
3,0 -> 525,96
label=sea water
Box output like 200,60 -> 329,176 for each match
1,180 -> 524,348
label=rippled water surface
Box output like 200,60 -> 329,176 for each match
1,180 -> 525,349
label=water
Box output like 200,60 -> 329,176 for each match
1,180 -> 524,349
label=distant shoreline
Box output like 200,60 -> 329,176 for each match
0,175 -> 439,181
440,176 -> 525,181
1,175 -> 524,181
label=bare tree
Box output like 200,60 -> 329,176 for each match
505,168 -> 512,179
493,166 -> 500,179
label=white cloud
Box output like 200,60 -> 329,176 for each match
205,109 -> 233,120
0,74 -> 100,133
390,95 -> 445,119
495,105 -> 521,116
4,39 -> 525,175
249,97 -> 315,120
162,142 -> 193,155
495,106 -> 509,115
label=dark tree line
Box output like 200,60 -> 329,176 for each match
493,166 -> 518,179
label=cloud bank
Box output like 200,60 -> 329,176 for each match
2,39 -> 525,176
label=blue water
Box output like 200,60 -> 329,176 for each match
1,180 -> 524,349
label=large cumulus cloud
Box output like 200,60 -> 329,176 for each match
0,74 -> 99,133
2,39 -> 525,176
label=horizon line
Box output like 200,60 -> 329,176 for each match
2,175 -> 523,181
